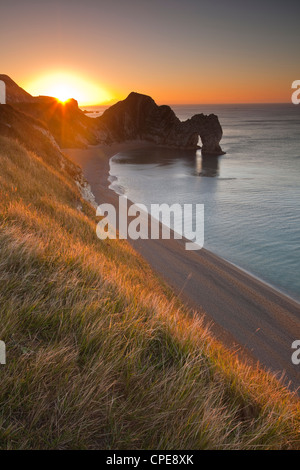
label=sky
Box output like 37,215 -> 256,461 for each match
1,0 -> 300,104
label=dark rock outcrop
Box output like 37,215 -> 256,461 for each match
96,92 -> 225,155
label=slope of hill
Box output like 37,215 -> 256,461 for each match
11,98 -> 100,148
0,75 -> 101,147
0,108 -> 299,449
0,74 -> 35,103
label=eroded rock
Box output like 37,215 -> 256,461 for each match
97,92 -> 225,155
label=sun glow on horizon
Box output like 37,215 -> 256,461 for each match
25,72 -> 114,105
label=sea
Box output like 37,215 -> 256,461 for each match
83,104 -> 300,302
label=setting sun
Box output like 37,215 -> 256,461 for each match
25,72 -> 114,105
47,84 -> 76,103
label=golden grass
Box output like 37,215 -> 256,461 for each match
0,135 -> 299,449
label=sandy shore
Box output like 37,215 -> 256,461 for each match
65,142 -> 300,391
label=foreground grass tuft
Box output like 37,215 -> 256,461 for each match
0,136 -> 299,449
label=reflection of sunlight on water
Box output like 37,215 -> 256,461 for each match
196,151 -> 201,175
195,151 -> 220,177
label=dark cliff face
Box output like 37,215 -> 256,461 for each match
97,92 -> 225,155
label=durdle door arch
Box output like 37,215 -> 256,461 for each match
0,80 -> 6,104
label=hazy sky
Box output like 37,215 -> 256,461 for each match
1,0 -> 299,104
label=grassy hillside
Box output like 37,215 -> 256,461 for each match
0,134 -> 299,449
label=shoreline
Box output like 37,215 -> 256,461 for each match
110,170 -> 300,305
108,149 -> 300,306
65,142 -> 300,390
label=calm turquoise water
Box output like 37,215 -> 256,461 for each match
108,104 -> 300,302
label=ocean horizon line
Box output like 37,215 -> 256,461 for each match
80,101 -> 293,108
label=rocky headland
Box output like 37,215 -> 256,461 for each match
97,92 -> 224,155
0,75 -> 224,155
